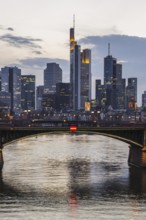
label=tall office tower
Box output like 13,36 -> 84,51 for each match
80,49 -> 91,109
126,78 -> 137,110
70,22 -> 91,111
0,71 -> 1,91
70,26 -> 80,111
44,63 -> 62,93
95,79 -> 106,108
1,66 -> 21,115
104,45 -> 117,108
122,78 -> 126,108
56,82 -> 70,112
21,75 -> 35,111
73,44 -> 81,110
0,91 -> 11,116
127,78 -> 137,101
142,91 -> 146,108
41,93 -> 56,112
112,63 -> 125,109
104,44 -> 126,110
36,85 -> 44,110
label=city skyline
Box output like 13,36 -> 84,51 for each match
0,0 -> 146,105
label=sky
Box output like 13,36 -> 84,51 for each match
0,0 -> 146,105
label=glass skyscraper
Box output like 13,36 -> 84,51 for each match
21,75 -> 35,111
44,63 -> 62,93
1,66 -> 21,115
70,24 -> 91,111
80,49 -> 91,109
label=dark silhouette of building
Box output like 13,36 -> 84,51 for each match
0,91 -> 11,118
95,80 -> 106,108
126,78 -> 137,110
44,63 -> 62,93
21,75 -> 35,111
1,66 -> 21,115
41,93 -> 56,112
142,91 -> 146,108
103,44 -> 126,110
56,83 -> 70,112
36,85 -> 44,110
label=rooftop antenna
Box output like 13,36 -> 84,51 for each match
73,14 -> 75,30
108,42 -> 110,56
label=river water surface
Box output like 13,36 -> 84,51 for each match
1,132 -> 146,219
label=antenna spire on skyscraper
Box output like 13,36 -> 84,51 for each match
73,14 -> 75,30
108,43 -> 110,56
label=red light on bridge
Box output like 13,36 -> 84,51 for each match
70,126 -> 77,132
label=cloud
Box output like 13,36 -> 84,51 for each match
79,34 -> 146,61
17,57 -> 68,68
12,57 -> 70,82
79,34 -> 146,81
32,50 -> 42,55
7,27 -> 14,31
0,33 -> 42,49
0,25 -> 14,31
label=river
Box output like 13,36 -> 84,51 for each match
0,132 -> 146,219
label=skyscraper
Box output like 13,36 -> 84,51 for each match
112,63 -> 125,109
104,44 -> 125,109
44,63 -> 62,93
142,91 -> 146,108
70,21 -> 91,111
56,82 -> 70,112
104,48 -> 117,108
0,91 -> 11,117
126,78 -> 137,110
21,75 -> 35,111
70,26 -> 80,110
36,85 -> 44,110
0,70 -> 1,91
1,66 -> 21,115
95,80 -> 106,108
81,49 -> 91,109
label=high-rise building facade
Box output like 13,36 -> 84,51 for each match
112,63 -> 125,109
103,46 -> 126,110
1,66 -> 21,115
70,24 -> 91,111
56,82 -> 70,112
0,70 -> 1,91
95,80 -> 106,108
44,63 -> 62,93
36,85 -> 44,110
41,93 -> 56,112
21,75 -> 35,111
142,91 -> 146,108
80,49 -> 91,109
104,53 -> 117,108
0,91 -> 11,116
70,27 -> 80,110
126,78 -> 137,110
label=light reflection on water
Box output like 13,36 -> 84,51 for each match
0,133 -> 146,219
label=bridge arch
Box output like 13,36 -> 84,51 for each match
94,132 -> 143,148
0,126 -> 146,168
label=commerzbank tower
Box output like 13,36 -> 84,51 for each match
69,17 -> 91,111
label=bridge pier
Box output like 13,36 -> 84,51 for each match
0,149 -> 4,170
128,131 -> 146,168
128,146 -> 146,168
0,134 -> 4,170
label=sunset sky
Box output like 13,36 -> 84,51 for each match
0,0 -> 146,105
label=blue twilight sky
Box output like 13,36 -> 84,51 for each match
0,0 -> 146,105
